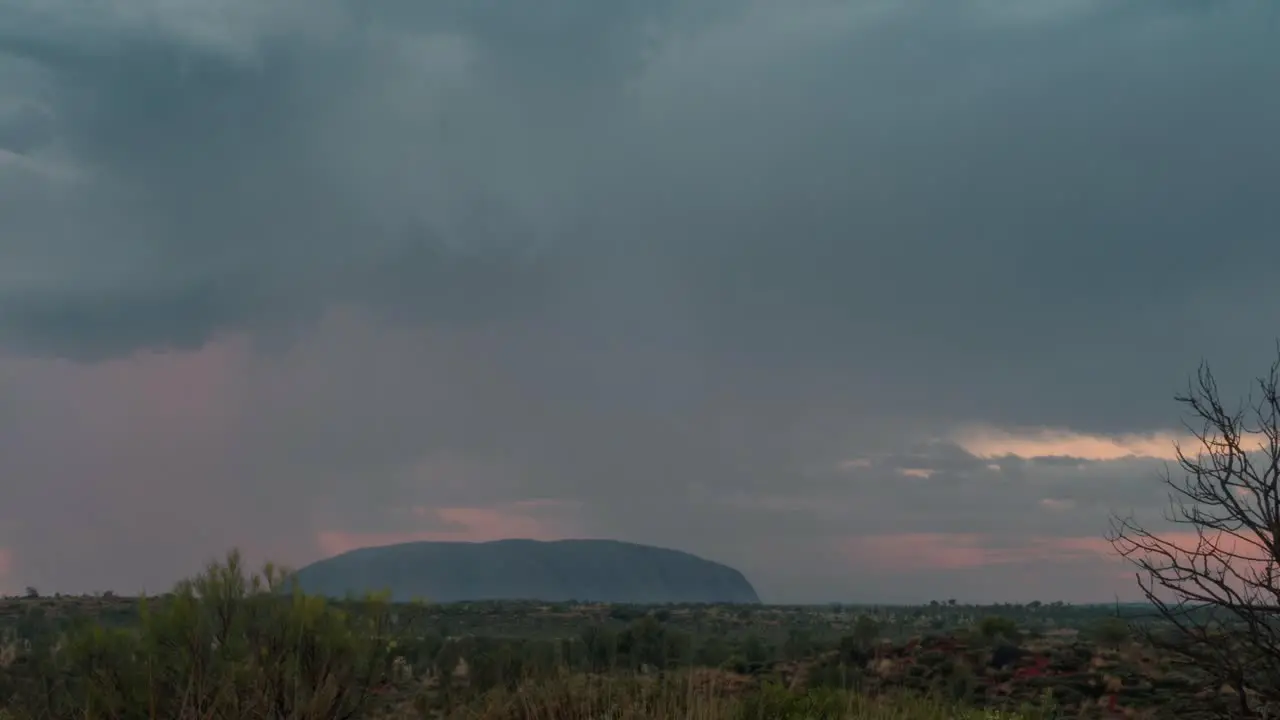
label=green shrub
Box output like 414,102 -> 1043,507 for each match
736,682 -> 848,719
978,616 -> 1019,642
1,549 -> 408,720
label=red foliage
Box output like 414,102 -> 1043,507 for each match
1011,655 -> 1051,680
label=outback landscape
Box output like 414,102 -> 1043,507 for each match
0,550 -> 1258,719
4,1 -> 1280,719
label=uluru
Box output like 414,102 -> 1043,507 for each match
291,538 -> 761,604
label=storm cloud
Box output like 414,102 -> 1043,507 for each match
0,0 -> 1277,602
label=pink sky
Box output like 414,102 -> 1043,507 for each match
315,501 -> 580,557
840,533 -> 1122,572
838,529 -> 1277,601
0,323 -> 1238,602
842,530 -> 1272,572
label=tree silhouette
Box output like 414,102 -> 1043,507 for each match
1109,350 -> 1280,716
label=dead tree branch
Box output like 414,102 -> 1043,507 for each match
1109,348 -> 1280,717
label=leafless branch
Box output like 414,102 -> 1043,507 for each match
1108,347 -> 1280,717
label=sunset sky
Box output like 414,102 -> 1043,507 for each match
1,0 -> 1277,603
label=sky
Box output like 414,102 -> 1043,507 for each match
0,0 -> 1278,604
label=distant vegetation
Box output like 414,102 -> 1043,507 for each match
0,549 -> 1241,719
291,538 -> 762,604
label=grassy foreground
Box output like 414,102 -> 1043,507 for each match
418,676 -> 1047,719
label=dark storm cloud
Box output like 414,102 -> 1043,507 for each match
4,1 -> 1278,408
0,0 -> 1276,601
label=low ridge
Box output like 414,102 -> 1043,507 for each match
291,538 -> 761,604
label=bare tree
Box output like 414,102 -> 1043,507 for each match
1109,350 -> 1280,717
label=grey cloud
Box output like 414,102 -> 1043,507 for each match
3,1 -> 1277,399
0,100 -> 52,154
0,0 -> 1276,601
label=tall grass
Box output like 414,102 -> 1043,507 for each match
443,673 -> 1050,719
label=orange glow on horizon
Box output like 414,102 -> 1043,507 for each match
950,424 -> 1190,462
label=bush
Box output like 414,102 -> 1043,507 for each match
736,682 -> 848,719
1091,616 -> 1130,648
978,616 -> 1019,643
1,549 -> 408,720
